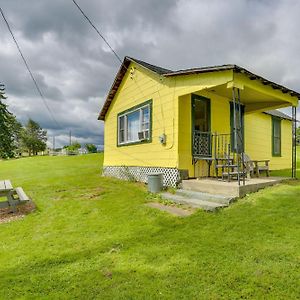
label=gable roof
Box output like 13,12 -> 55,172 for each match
98,56 -> 300,120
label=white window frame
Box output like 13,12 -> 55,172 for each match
118,102 -> 151,146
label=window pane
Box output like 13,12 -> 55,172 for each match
119,116 -> 125,143
273,118 -> 281,155
194,99 -> 209,132
119,116 -> 124,129
141,106 -> 149,131
127,110 -> 140,141
274,137 -> 280,154
274,121 -> 280,137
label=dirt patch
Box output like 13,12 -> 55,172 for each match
146,202 -> 195,217
0,201 -> 36,224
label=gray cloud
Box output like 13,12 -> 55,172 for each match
0,0 -> 299,148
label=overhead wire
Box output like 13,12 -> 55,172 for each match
72,0 -> 122,64
0,6 -> 61,129
71,0 -> 168,133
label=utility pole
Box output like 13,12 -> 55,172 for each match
53,136 -> 55,151
69,130 -> 72,146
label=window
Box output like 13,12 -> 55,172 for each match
117,100 -> 152,146
272,117 -> 281,156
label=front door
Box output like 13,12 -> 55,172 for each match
192,94 -> 211,157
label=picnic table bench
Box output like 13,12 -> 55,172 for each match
0,180 -> 30,212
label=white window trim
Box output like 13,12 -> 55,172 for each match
118,103 -> 151,145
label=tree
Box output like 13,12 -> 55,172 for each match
297,126 -> 300,145
66,141 -> 81,151
86,143 -> 97,153
0,84 -> 19,159
21,119 -> 47,156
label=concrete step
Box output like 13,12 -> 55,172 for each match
160,192 -> 227,212
176,189 -> 235,205
182,179 -> 239,197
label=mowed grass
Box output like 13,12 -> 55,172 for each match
0,154 -> 299,299
271,146 -> 300,177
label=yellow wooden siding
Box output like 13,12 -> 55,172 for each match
103,62 -> 294,173
104,63 -> 234,168
103,62 -> 178,167
245,113 -> 292,170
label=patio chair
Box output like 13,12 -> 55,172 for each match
242,154 -> 270,178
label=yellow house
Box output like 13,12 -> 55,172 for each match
99,57 -> 298,186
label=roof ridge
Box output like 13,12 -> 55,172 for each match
125,56 -> 173,74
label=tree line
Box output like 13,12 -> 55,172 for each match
0,83 -> 47,159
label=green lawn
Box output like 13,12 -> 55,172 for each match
0,154 -> 299,299
271,146 -> 300,177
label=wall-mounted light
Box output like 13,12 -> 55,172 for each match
159,133 -> 166,145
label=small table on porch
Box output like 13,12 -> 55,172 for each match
193,157 -> 214,177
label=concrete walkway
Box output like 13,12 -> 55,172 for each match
146,202 -> 194,217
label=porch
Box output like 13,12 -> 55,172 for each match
161,176 -> 289,211
181,176 -> 288,198
177,67 -> 298,183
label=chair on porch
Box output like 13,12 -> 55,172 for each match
243,154 -> 270,178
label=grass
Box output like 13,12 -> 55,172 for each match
0,154 -> 299,299
271,146 -> 300,177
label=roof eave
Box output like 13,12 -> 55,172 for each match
98,57 -> 131,121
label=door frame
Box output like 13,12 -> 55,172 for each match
191,94 -> 211,157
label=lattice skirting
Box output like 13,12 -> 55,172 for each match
102,166 -> 181,187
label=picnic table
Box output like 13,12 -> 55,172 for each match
0,179 -> 13,198
0,179 -> 29,211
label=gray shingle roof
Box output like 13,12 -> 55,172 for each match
98,56 -> 299,120
126,57 -> 172,75
264,110 -> 292,121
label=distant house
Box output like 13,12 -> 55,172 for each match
98,57 -> 298,186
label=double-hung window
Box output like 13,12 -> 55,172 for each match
272,117 -> 281,156
118,100 -> 152,145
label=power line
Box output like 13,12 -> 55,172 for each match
72,0 -> 122,64
0,6 -> 61,128
71,0 -> 172,148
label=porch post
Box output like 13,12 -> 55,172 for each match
237,88 -> 245,185
232,87 -> 240,185
292,106 -> 297,179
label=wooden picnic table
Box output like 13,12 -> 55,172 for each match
0,180 -> 29,211
0,179 -> 13,197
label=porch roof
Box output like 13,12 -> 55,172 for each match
98,57 -> 299,120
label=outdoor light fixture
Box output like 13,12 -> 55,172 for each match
159,133 -> 166,145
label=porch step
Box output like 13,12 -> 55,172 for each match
182,179 -> 238,197
176,189 -> 235,205
160,192 -> 228,212
215,164 -> 238,168
222,171 -> 246,176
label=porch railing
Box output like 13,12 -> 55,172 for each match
192,131 -> 212,157
192,131 -> 231,159
192,131 -> 246,185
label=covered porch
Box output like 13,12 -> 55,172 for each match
176,65 -> 298,185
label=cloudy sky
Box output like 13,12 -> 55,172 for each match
0,0 -> 299,148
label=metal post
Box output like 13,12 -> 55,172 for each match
237,88 -> 245,185
232,87 -> 240,185
292,106 -> 297,179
